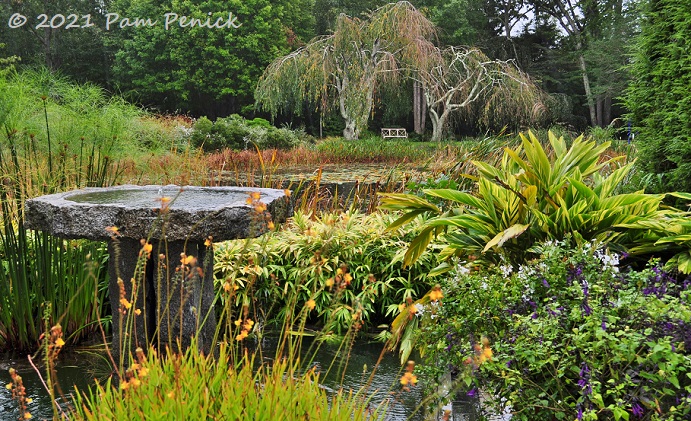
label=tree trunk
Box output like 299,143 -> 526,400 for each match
413,81 -> 426,135
596,96 -> 604,127
604,95 -> 612,127
429,107 -> 449,142
343,119 -> 358,140
577,50 -> 597,127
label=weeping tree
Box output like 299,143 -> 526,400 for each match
255,1 -> 437,140
418,46 -> 546,141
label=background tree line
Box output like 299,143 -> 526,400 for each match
0,0 -> 666,137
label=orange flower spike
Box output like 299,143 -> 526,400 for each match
429,285 -> 443,302
105,226 -> 120,237
306,299 -> 316,311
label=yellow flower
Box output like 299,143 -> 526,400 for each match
166,390 -> 175,399
130,378 -> 141,387
180,255 -> 197,266
235,331 -> 248,341
5,383 -> 12,390
223,282 -> 232,292
120,381 -> 129,390
305,299 -> 316,311
325,278 -> 334,288
400,372 -> 418,386
204,237 -> 213,247
120,298 -> 132,310
283,189 -> 292,197
267,221 -> 275,230
429,286 -> 443,302
343,273 -> 353,285
135,309 -> 142,316
55,338 -> 65,347
105,226 -> 119,236
138,367 -> 149,377
249,191 -> 261,200
234,319 -> 242,327
24,413 -> 32,420
25,398 -> 32,404
142,243 -> 153,255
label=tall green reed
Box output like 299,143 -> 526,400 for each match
0,70 -> 132,352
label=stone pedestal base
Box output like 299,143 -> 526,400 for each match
108,238 -> 216,364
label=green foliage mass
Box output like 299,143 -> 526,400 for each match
213,211 -> 437,335
0,68 -> 163,160
72,342 -> 384,420
381,131 -> 691,274
188,115 -> 303,151
109,0 -> 306,117
625,0 -> 691,194
416,240 -> 691,420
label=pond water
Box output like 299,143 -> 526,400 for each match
0,337 -> 484,420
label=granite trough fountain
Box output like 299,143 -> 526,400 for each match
24,184 -> 292,362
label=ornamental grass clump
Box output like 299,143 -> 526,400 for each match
71,340 -> 386,420
415,239 -> 691,420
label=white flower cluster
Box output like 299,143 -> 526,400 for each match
595,248 -> 620,273
516,264 -> 536,300
499,264 -> 513,278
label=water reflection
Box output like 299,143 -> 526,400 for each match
0,338 -> 484,420
0,349 -> 110,420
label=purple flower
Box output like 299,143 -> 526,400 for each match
631,402 -> 644,417
601,320 -> 607,331
577,405 -> 583,421
467,388 -> 477,397
581,302 -> 592,316
542,279 -> 550,288
578,362 -> 592,395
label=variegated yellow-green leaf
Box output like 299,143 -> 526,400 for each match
483,223 -> 530,252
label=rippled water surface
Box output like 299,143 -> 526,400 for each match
1,337 -> 484,420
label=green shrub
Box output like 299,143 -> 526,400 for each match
625,0 -> 691,195
213,211 -> 438,334
380,130 -> 691,273
415,240 -> 691,420
188,115 -> 304,151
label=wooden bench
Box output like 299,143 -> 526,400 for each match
381,128 -> 408,139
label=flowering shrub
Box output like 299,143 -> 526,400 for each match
416,239 -> 691,420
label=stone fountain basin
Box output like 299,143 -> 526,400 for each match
24,184 -> 291,241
